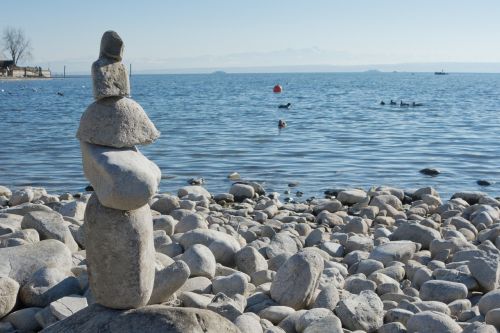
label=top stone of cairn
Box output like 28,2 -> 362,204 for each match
92,30 -> 130,100
100,30 -> 124,61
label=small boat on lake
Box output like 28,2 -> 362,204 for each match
434,70 -> 448,75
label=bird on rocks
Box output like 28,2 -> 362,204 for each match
188,177 -> 205,185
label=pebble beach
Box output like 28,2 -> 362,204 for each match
1,181 -> 500,333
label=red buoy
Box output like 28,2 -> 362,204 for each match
273,84 -> 282,93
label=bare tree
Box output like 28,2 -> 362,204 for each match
2,27 -> 32,66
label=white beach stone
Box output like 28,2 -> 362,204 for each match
21,210 -> 78,252
151,196 -> 180,215
296,308 -> 337,332
175,213 -> 208,233
0,276 -> 19,318
236,246 -> 268,275
335,290 -> 384,332
478,289 -> 500,316
49,295 -> 88,320
270,251 -> 324,310
234,313 -> 264,333
77,97 -> 160,148
178,186 -> 211,199
406,310 -> 462,333
148,260 -> 190,305
179,229 -> 241,266
58,200 -> 86,221
81,142 -> 161,210
212,272 -> 248,297
0,239 -> 73,285
369,241 -> 418,266
302,315 -> 343,333
9,188 -> 34,206
207,293 -> 243,321
179,243 -> 216,278
177,276 -> 212,294
0,186 -> 12,198
230,183 -> 255,202
19,267 -> 80,307
259,306 -> 295,325
390,222 -> 441,249
337,189 -> 368,205
84,194 -> 155,309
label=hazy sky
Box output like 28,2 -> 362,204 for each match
2,0 -> 500,73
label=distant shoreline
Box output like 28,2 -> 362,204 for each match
0,77 -> 53,81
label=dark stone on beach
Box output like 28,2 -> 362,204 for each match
477,180 -> 494,186
402,194 -> 414,205
85,185 -> 94,192
420,168 -> 440,176
450,191 -> 486,205
324,188 -> 346,196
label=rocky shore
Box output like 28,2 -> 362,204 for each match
0,182 -> 500,333
1,31 -> 500,333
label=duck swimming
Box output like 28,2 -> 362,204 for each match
278,103 -> 292,109
380,101 -> 386,105
278,119 -> 287,128
412,102 -> 423,107
400,100 -> 410,107
390,100 -> 397,105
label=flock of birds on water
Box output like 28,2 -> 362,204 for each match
275,99 -> 425,129
380,99 -> 423,107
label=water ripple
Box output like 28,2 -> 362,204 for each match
1,72 -> 500,198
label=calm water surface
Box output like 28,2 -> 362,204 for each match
1,72 -> 500,199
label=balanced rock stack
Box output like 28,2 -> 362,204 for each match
76,31 -> 161,309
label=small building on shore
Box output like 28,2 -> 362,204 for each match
0,57 -> 51,78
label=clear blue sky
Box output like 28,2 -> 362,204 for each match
2,0 -> 500,73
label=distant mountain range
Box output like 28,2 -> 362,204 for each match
45,61 -> 500,76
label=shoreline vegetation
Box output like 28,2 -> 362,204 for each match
1,182 -> 499,332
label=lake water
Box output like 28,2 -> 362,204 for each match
1,72 -> 500,199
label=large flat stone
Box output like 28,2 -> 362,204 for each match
77,97 -> 160,148
84,194 -> 155,309
41,304 -> 241,333
81,142 -> 161,210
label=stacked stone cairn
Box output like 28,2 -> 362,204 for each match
76,30 -> 163,309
